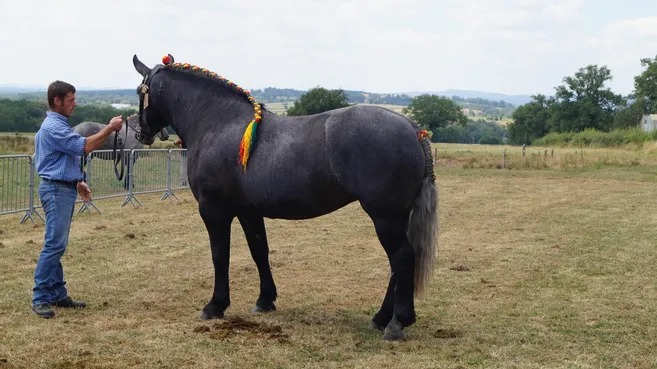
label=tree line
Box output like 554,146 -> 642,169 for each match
0,99 -> 137,132
507,55 -> 657,145
283,87 -> 508,144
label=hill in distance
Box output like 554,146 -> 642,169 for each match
404,89 -> 532,106
1,85 -> 532,106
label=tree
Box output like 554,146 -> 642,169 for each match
285,87 -> 350,116
547,65 -> 622,133
633,55 -> 657,114
612,96 -> 645,129
432,124 -> 468,143
478,135 -> 502,145
402,94 -> 468,132
507,94 -> 552,145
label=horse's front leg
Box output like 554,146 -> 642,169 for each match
199,201 -> 234,319
237,214 -> 277,313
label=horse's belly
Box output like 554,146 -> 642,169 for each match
258,196 -> 355,219
246,182 -> 355,220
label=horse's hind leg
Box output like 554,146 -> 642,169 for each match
237,213 -> 278,313
199,201 -> 234,320
369,273 -> 396,332
366,209 -> 416,340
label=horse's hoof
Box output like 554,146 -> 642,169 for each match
382,316 -> 407,341
251,302 -> 276,313
368,321 -> 385,332
382,327 -> 407,341
200,310 -> 224,320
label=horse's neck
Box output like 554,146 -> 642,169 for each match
163,80 -> 252,146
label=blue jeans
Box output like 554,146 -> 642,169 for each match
32,180 -> 77,306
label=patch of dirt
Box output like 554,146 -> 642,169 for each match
450,265 -> 470,272
433,328 -> 461,339
25,240 -> 34,244
194,316 -> 289,343
94,225 -> 106,230
124,233 -> 136,239
0,242 -> 4,248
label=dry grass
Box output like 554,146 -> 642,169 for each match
432,142 -> 657,170
2,160 -> 657,368
0,135 -> 179,155
0,136 -> 33,155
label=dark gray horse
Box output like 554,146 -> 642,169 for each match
131,54 -> 438,341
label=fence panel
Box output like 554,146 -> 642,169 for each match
1,149 -> 188,223
86,150 -> 131,200
169,149 -> 189,191
0,155 -> 32,218
125,149 -> 170,205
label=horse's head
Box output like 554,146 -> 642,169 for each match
132,54 -> 172,145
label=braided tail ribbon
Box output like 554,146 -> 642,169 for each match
160,54 -> 263,172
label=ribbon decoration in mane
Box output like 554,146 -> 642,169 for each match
160,55 -> 262,172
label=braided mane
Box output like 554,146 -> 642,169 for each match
160,55 -> 262,172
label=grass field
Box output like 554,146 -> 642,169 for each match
2,144 -> 657,368
0,134 -> 180,155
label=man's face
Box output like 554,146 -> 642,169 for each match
54,92 -> 77,117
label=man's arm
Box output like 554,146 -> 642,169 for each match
83,116 -> 124,155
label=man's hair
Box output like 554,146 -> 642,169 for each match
47,80 -> 76,109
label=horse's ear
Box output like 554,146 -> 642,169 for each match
133,54 -> 151,77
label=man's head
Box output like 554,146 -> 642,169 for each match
47,80 -> 77,117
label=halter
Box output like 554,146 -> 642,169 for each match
135,61 -> 166,144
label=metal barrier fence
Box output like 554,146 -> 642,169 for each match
0,149 -> 189,223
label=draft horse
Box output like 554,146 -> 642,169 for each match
131,54 -> 439,340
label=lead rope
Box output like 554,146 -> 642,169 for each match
113,116 -> 128,181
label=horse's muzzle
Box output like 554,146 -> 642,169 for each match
136,132 -> 155,145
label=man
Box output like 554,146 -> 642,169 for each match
31,80 -> 124,319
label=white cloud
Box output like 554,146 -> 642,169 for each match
0,0 -> 652,97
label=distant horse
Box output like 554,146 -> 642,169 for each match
73,114 -> 169,151
131,54 -> 438,341
73,115 -> 169,189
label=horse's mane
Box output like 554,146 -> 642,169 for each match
156,56 -> 264,171
159,61 -> 267,112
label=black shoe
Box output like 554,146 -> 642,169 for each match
52,297 -> 86,309
32,303 -> 55,318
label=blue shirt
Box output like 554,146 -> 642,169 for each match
34,111 -> 87,182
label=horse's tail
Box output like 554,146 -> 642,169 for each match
406,133 -> 439,297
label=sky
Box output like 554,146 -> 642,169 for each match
1,0 -> 656,96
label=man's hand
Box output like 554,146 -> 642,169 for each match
77,182 -> 92,202
108,116 -> 124,132
84,116 -> 125,155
